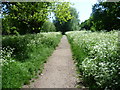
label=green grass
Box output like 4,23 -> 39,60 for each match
1,32 -> 62,88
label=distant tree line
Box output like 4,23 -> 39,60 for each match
2,1 -> 120,35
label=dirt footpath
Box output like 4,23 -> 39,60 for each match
23,35 -> 78,88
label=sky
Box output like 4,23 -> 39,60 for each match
70,0 -> 98,23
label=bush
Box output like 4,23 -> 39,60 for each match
2,32 -> 62,88
66,30 -> 120,89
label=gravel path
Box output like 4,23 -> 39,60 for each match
23,35 -> 78,88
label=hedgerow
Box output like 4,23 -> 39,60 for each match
1,32 -> 62,88
66,30 -> 120,89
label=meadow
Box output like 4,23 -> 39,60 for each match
66,30 -> 120,89
1,1 -> 120,89
1,32 -> 62,88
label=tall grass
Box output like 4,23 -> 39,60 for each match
1,32 -> 62,88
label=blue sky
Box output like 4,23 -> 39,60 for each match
70,0 -> 98,22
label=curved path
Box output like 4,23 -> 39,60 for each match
23,35 -> 77,88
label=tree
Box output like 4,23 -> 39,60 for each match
92,2 -> 120,31
66,7 -> 80,31
2,2 -> 72,35
54,7 -> 80,34
80,17 -> 93,30
2,2 -> 50,34
80,1 -> 120,31
41,21 -> 56,32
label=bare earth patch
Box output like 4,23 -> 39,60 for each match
23,35 -> 79,88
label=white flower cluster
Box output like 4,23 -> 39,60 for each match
1,32 -> 62,66
1,47 -> 15,66
66,30 -> 119,89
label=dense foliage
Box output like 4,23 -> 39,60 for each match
80,2 -> 120,31
2,2 -> 72,35
66,31 -> 120,89
1,32 -> 62,88
54,7 -> 80,34
41,21 -> 56,32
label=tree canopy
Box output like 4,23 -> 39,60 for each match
41,21 -> 56,32
2,2 -> 73,35
80,1 -> 120,31
54,7 -> 80,34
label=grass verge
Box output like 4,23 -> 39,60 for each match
2,32 -> 62,88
